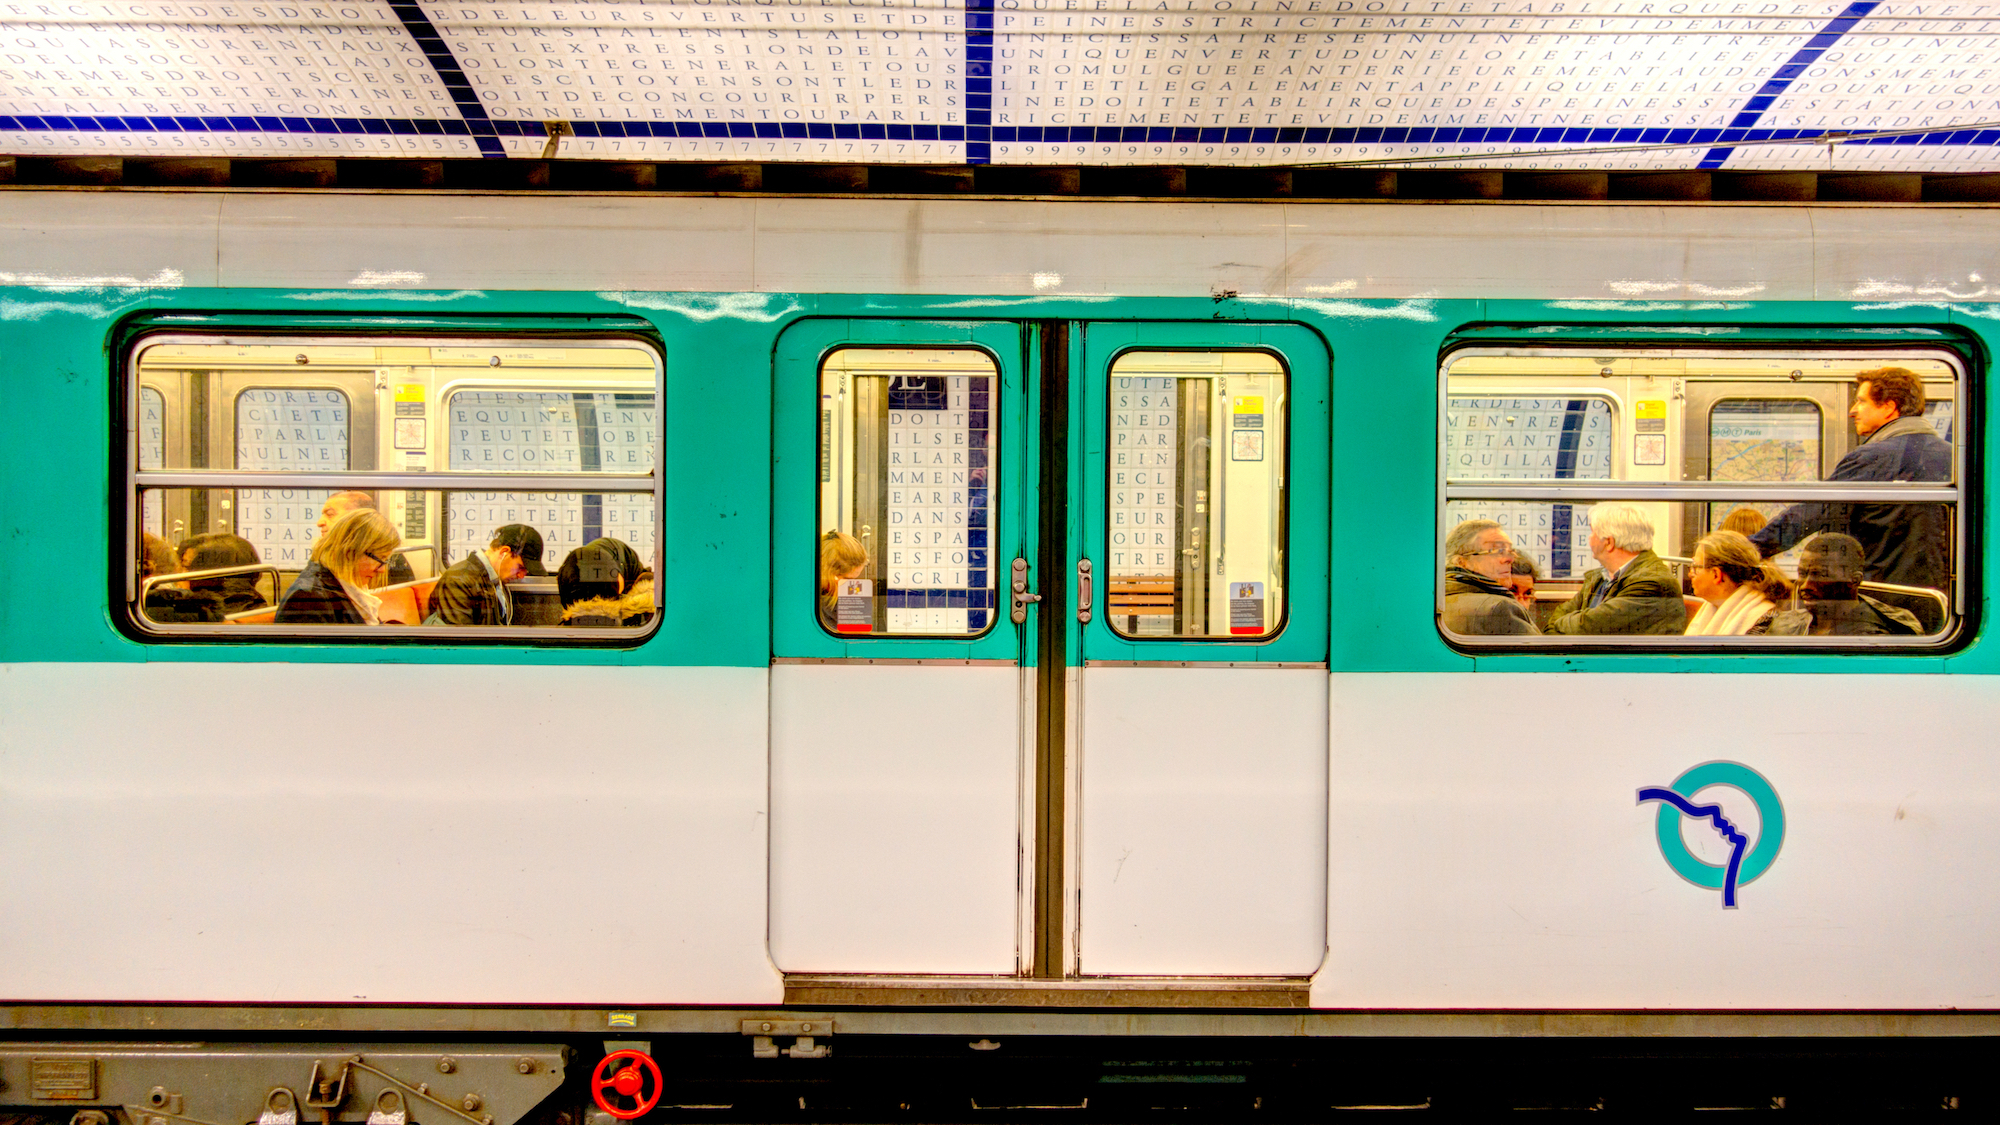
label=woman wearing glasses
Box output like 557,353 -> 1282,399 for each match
1683,528 -> 1792,637
275,508 -> 402,625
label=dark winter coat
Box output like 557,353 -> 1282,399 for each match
1750,414 -> 1953,591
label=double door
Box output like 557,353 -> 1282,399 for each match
769,319 -> 1329,979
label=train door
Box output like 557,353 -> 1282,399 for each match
769,321 -> 1032,975
768,319 -> 1328,980
1066,324 -> 1330,977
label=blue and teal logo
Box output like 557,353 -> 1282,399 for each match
1638,761 -> 1785,909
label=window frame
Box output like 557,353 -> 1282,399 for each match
1099,346 -> 1294,644
1436,344 -> 1969,651
123,332 -> 665,644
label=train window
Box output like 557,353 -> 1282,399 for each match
816,347 -> 998,637
1440,350 -> 1964,647
127,338 -> 661,640
1105,351 -> 1287,640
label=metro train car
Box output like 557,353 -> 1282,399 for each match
2,184 -> 1999,1119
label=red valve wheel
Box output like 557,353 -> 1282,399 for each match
590,1050 -> 663,1120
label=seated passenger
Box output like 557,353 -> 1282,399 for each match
275,509 -> 400,625
1685,530 -> 1790,636
557,542 -> 627,627
820,530 -> 869,619
318,490 -> 417,584
141,532 -> 223,623
1719,507 -> 1768,538
1766,532 -> 1922,637
1508,548 -> 1541,610
579,537 -> 655,627
180,532 -> 267,615
429,523 -> 542,626
1440,519 -> 1537,635
1544,503 -> 1688,635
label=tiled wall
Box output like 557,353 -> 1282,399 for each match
139,387 -> 163,540
1445,397 -> 1612,580
445,390 -> 658,570
235,387 -> 350,568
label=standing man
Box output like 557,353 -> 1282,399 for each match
1751,367 -> 1952,592
1441,519 -> 1538,635
1544,502 -> 1688,635
430,524 -> 543,626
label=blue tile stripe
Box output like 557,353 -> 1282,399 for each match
1697,0 -> 1879,170
4,116 -> 1995,154
965,0 -> 994,164
385,0 -> 506,159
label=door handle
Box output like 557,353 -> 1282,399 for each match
1076,558 -> 1093,624
1010,556 -> 1041,624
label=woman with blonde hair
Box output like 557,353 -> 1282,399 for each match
276,508 -> 401,624
819,530 -> 868,611
1685,529 -> 1791,636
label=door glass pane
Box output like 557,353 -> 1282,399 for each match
817,348 -> 998,638
235,387 -> 351,569
1105,351 -> 1287,640
1707,399 -> 1821,533
1443,396 -> 1613,581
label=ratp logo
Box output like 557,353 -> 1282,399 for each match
1637,761 -> 1786,909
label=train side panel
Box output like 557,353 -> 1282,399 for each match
1315,672 -> 2000,1009
0,662 -> 783,1004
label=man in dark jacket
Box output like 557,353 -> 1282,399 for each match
1751,368 -> 1953,592
430,523 -> 543,626
1440,519 -> 1538,635
1545,502 -> 1688,635
1765,533 -> 1923,637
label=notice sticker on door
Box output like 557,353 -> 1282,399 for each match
1229,580 -> 1266,635
1636,399 -> 1668,434
836,578 -> 873,634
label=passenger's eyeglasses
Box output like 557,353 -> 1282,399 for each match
364,551 -> 390,566
1465,547 -> 1514,557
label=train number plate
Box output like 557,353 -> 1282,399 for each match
31,1057 -> 97,1100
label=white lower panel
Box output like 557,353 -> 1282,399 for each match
0,662 -> 780,1005
1078,667 -> 1328,976
769,663 -> 1021,974
1315,672 -> 2000,1009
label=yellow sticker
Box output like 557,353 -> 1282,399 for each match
394,384 -> 426,403
1636,399 -> 1667,420
1233,396 -> 1265,413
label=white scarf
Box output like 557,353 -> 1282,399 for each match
1685,586 -> 1773,636
336,573 -> 383,625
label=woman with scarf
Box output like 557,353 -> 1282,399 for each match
1685,529 -> 1791,636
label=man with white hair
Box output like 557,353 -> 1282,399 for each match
1545,502 -> 1688,635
